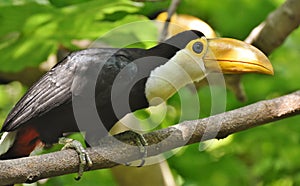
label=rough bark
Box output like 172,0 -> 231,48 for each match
0,91 -> 299,185
245,0 -> 300,55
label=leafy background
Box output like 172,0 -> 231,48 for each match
0,0 -> 300,185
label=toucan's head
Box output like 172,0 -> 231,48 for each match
145,30 -> 273,105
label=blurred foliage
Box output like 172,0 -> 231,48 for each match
0,0 -> 145,71
0,0 -> 300,186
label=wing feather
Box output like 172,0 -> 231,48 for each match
1,57 -> 76,131
1,48 -> 129,132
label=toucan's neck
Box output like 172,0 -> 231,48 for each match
146,42 -> 180,59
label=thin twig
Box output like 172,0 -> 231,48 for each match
159,0 -> 181,41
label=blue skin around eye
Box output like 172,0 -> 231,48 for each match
192,42 -> 203,54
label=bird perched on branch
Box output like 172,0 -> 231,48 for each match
0,30 -> 273,183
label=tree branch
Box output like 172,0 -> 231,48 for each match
1,91 -> 300,185
159,0 -> 181,41
245,0 -> 300,55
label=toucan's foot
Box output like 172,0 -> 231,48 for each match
59,137 -> 93,180
116,130 -> 148,167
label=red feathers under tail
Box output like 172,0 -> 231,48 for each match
0,125 -> 43,160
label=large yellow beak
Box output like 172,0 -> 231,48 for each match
205,38 -> 274,75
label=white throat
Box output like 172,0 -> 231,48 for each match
145,49 -> 207,106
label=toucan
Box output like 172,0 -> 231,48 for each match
0,30 -> 273,177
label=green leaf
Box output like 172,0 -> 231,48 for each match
0,1 -> 142,72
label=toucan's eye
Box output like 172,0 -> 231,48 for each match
192,42 -> 204,54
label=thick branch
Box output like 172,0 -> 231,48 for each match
1,91 -> 300,185
245,0 -> 300,54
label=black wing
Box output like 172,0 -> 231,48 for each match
1,57 -> 75,131
1,48 -> 118,132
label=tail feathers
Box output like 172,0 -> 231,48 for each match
0,131 -> 17,157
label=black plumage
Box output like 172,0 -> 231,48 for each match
0,30 -> 205,148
